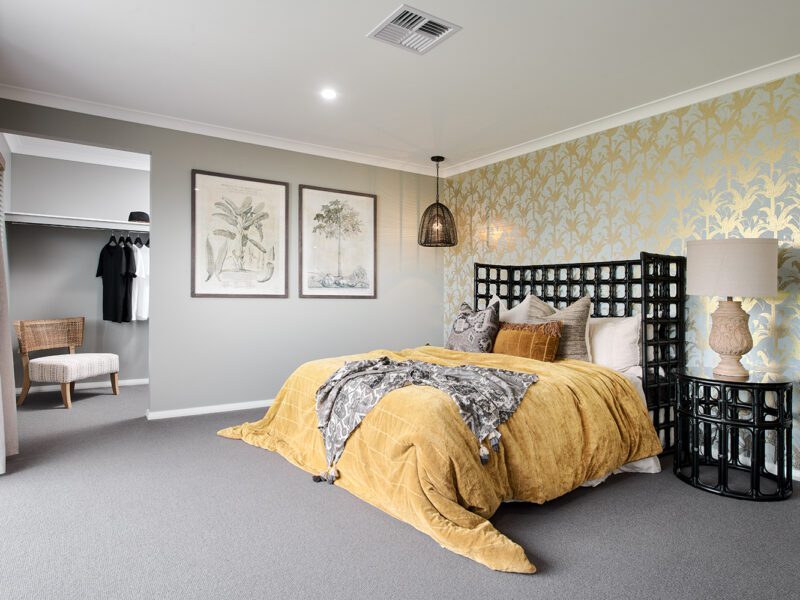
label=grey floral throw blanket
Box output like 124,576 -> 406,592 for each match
314,357 -> 538,483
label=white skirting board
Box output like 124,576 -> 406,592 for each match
146,399 -> 273,421
15,378 -> 149,394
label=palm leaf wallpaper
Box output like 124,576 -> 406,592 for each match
443,75 -> 800,471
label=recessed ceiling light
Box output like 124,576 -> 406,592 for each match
320,88 -> 337,100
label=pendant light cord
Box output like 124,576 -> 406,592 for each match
435,161 -> 440,204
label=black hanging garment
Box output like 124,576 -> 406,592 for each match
122,242 -> 137,322
96,241 -> 136,322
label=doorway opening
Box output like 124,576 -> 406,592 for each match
0,133 -> 150,433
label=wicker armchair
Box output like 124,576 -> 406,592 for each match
14,317 -> 120,409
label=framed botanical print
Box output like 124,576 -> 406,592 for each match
299,185 -> 377,298
191,170 -> 288,297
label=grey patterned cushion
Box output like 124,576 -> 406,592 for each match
527,297 -> 591,360
446,303 -> 500,353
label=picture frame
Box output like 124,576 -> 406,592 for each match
299,185 -> 377,299
191,169 -> 289,298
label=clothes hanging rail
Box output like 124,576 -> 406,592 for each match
5,211 -> 149,232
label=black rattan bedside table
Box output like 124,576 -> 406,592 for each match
674,367 -> 793,501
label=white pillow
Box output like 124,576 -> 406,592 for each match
489,294 -> 533,324
588,316 -> 641,372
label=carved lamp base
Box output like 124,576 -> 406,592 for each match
709,299 -> 753,379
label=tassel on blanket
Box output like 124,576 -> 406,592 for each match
312,465 -> 339,484
479,430 -> 502,464
488,430 -> 501,453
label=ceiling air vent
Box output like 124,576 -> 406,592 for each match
367,5 -> 461,55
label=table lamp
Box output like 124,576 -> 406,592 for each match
686,238 -> 778,379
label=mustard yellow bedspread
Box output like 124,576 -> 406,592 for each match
218,347 -> 662,573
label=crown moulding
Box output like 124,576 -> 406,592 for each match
0,53 -> 799,179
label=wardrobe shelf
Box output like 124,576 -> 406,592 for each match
5,212 -> 149,232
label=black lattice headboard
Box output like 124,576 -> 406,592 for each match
474,252 -> 686,453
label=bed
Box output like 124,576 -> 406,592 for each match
219,252 -> 686,573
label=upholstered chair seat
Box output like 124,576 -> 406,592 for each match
29,353 -> 119,384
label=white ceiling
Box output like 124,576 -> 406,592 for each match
3,134 -> 150,171
1,1 -> 799,176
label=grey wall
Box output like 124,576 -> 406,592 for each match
0,99 -> 443,412
6,226 -> 150,384
9,155 -> 149,221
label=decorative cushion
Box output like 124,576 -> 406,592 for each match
489,294 -> 533,324
527,297 -> 592,361
493,321 -> 562,362
588,316 -> 641,372
29,353 -> 119,384
446,303 -> 500,353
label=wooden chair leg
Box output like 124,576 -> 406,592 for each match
17,355 -> 31,406
17,379 -> 31,406
110,372 -> 120,395
61,383 -> 72,409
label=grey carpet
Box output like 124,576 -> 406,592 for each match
1,385 -> 797,600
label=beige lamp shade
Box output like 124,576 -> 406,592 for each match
686,238 -> 778,298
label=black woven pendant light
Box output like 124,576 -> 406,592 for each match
418,156 -> 457,247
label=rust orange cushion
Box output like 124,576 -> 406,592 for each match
492,321 -> 562,362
